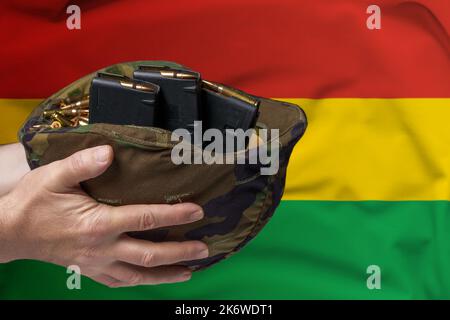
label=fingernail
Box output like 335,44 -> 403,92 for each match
189,209 -> 204,221
95,146 -> 110,163
178,272 -> 192,282
195,246 -> 209,259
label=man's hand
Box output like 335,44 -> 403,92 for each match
0,145 -> 208,287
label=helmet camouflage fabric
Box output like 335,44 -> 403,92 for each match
18,61 -> 307,270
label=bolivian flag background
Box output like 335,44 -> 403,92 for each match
0,0 -> 449,299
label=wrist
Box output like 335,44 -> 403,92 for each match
0,194 -> 21,263
0,143 -> 30,197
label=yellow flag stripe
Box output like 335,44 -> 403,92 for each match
0,99 -> 39,144
2,98 -> 450,200
283,98 -> 450,200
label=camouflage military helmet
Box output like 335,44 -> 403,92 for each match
18,61 -> 307,270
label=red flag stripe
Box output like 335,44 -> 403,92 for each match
0,0 -> 448,98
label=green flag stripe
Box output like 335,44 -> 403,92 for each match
1,200 -> 449,299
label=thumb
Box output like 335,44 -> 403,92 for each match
44,145 -> 113,191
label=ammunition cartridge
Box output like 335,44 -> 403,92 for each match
137,65 -> 198,80
51,121 -> 62,129
60,97 -> 90,110
160,70 -> 198,79
98,73 -> 157,92
71,118 -> 79,127
51,112 -> 73,127
202,80 -> 259,108
44,108 -> 89,118
134,84 -> 154,91
119,80 -> 155,92
119,81 -> 133,89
